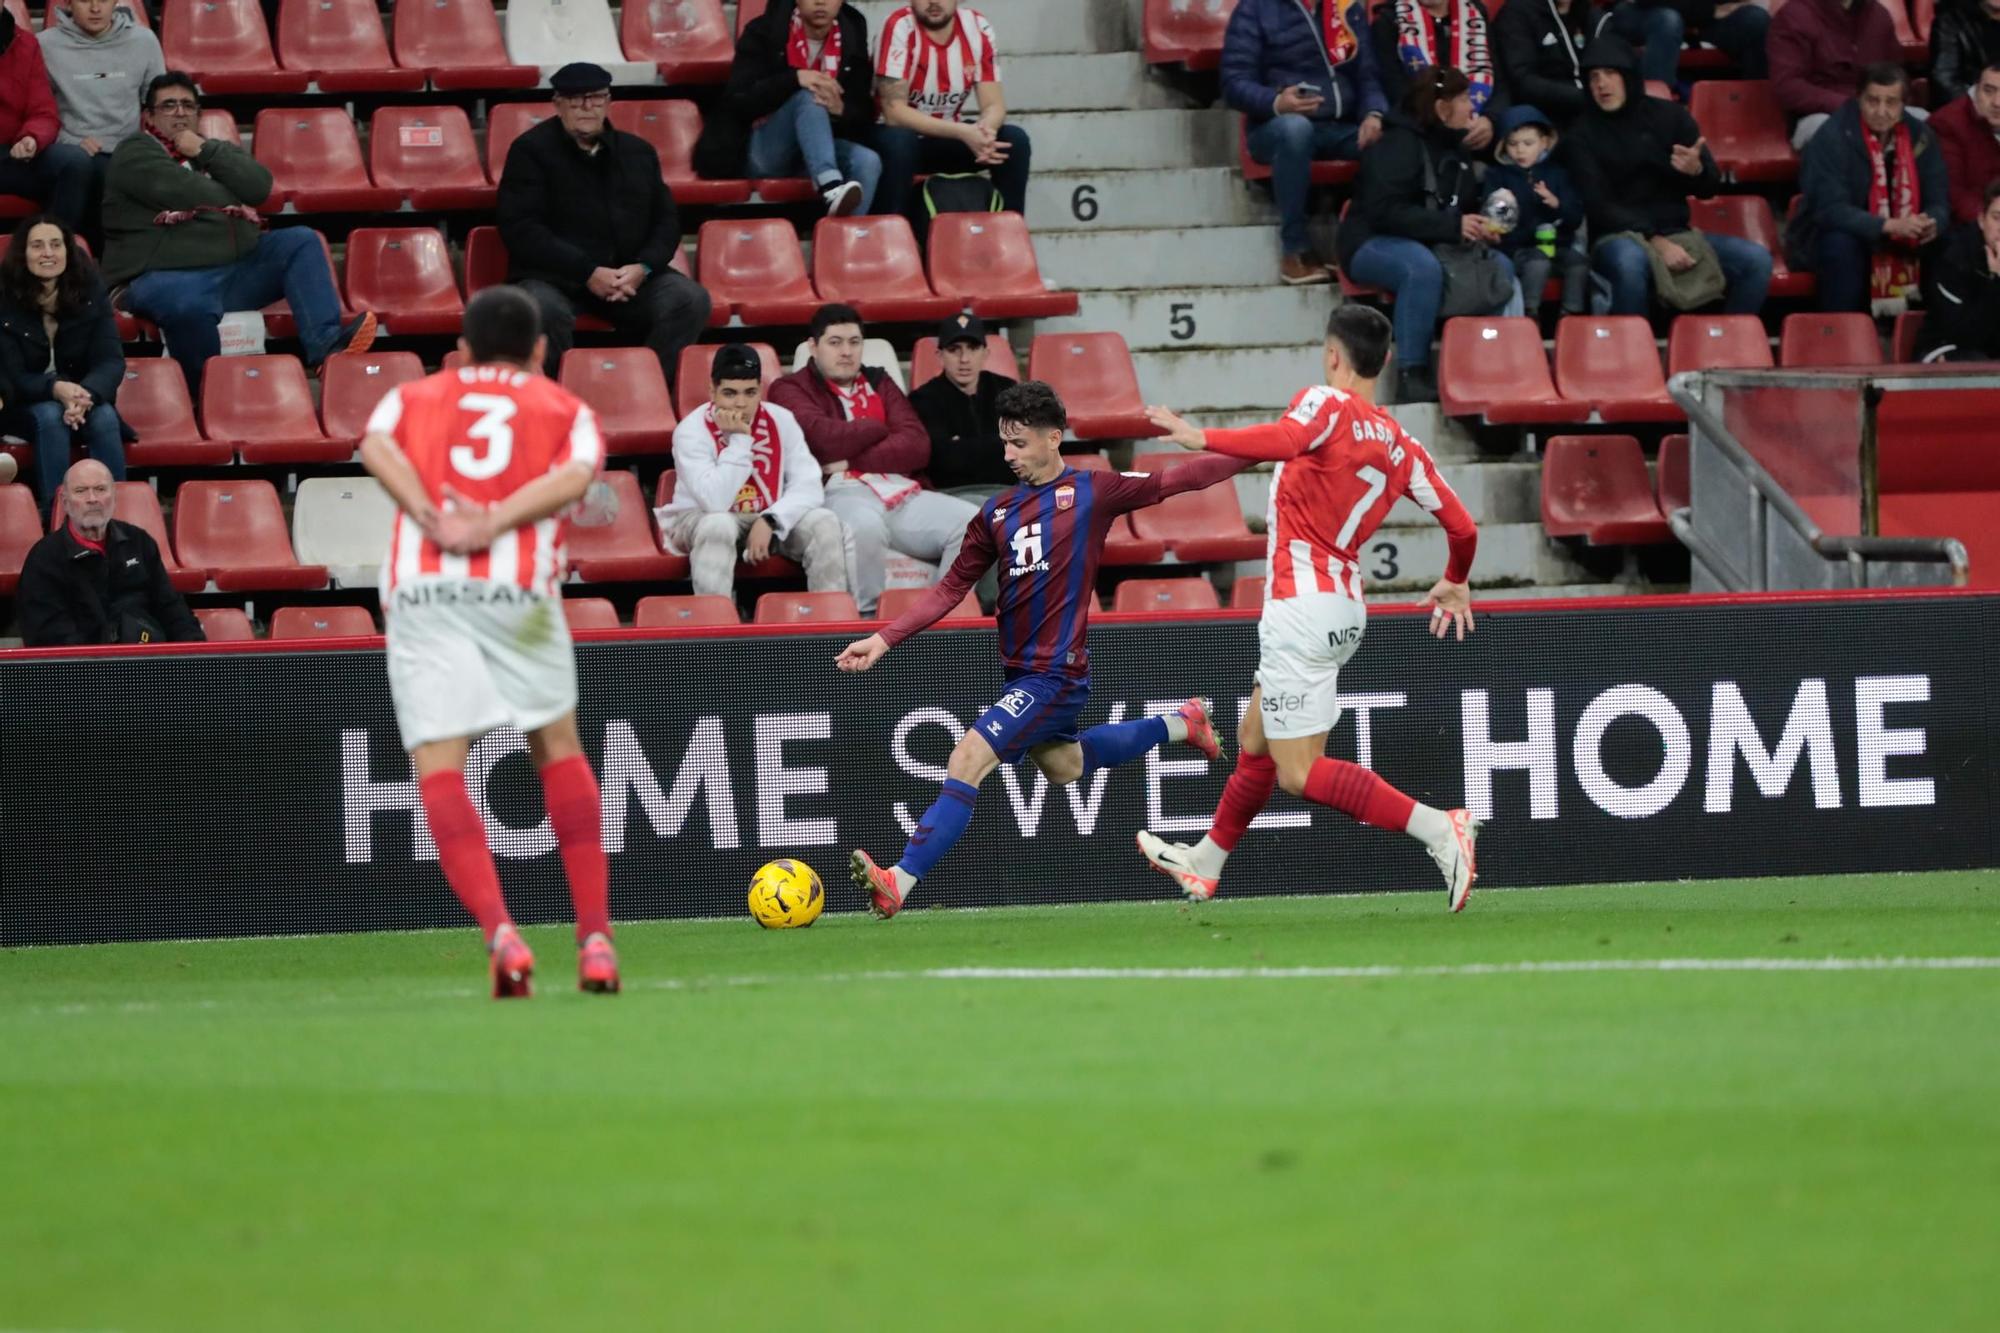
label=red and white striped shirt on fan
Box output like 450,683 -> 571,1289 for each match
875,5 -> 1001,122
1203,386 -> 1478,603
365,366 -> 604,597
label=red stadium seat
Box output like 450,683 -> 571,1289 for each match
636,594 -> 740,627
0,483 -> 40,595
462,224 -> 508,296
697,219 -> 820,326
1879,0 -> 1930,61
1126,452 -> 1264,562
344,227 -> 464,336
736,0 -> 769,32
1689,81 -> 1796,181
93,482 -> 207,593
118,359 -> 231,467
652,470 -> 802,580
910,333 -> 1021,388
394,0 -> 537,90
876,587 -> 982,621
926,213 -> 1079,319
45,0 -> 149,30
1230,574 -> 1265,610
568,470 -> 689,583
197,108 -> 240,143
320,352 -> 425,447
675,342 -> 781,414
275,0 -> 422,92
1144,0 -> 1236,70
753,590 -> 861,623
559,349 -> 678,454
623,0 -> 735,82
1892,310 -> 1926,362
1027,333 -> 1161,440
811,216 -> 959,324
270,605 -> 377,639
202,355 -> 344,465
562,597 -> 622,630
608,100 -> 750,204
1667,314 -> 1773,374
369,107 -> 495,211
1657,433 -> 1690,514
1686,194 -> 1813,298
253,108 -> 399,212
1540,435 -> 1673,545
1239,117 -> 1358,186
1438,317 -> 1591,425
173,480 -> 329,591
485,103 -> 556,180
194,607 -> 257,641
1779,313 -> 1882,367
1112,577 -> 1222,613
1553,317 -> 1683,423
163,0 -> 309,93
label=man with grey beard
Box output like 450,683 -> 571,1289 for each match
16,457 -> 202,646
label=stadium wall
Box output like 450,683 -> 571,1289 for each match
3,592 -> 1996,946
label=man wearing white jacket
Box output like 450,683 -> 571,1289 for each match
656,342 -> 850,600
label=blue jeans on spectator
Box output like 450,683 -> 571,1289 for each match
1346,234 -> 1525,371
124,226 -> 346,395
13,401 -> 126,517
747,90 -> 883,213
1608,0 -> 1770,84
0,143 -> 94,230
874,122 -> 1032,223
1247,114 -> 1363,257
1591,232 -> 1772,315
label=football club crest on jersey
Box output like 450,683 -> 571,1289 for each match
1055,485 -> 1075,511
992,507 -> 1006,522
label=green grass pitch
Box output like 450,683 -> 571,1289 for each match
3,872 -> 1997,1332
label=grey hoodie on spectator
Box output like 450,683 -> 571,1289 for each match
39,5 -> 164,151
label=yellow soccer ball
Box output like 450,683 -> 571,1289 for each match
748,858 -> 824,929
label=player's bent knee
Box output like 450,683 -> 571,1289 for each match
1032,742 -> 1084,786
945,728 -> 1001,785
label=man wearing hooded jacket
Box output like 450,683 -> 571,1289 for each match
1564,34 -> 1771,314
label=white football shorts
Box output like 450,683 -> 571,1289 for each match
384,580 -> 577,751
1253,592 -> 1369,740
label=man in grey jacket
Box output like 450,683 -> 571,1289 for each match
39,0 -> 163,241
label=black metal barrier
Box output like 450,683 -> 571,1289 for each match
3,593 -> 1996,946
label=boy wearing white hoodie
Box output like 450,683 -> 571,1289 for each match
40,0 -> 164,236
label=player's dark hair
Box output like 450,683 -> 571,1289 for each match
711,342 -> 763,386
1326,305 -> 1393,380
463,286 -> 543,366
994,379 -> 1067,434
809,302 -> 864,341
143,71 -> 200,112
1859,61 -> 1909,96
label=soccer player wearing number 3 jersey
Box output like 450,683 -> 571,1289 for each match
835,381 -> 1249,918
1137,305 -> 1485,910
360,287 -> 619,998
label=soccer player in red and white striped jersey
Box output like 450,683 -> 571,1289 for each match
873,0 -> 1032,217
1137,305 -> 1486,910
360,286 -> 618,998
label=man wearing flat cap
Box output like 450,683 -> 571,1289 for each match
496,62 -> 711,384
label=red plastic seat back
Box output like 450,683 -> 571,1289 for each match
172,479 -> 300,569
486,103 -> 556,179
1540,435 -> 1657,536
674,341 -> 780,414
559,348 -> 679,438
1027,333 -> 1145,415
1112,577 -> 1221,613
1230,574 -> 1265,610
736,0 -> 770,32
394,0 -> 517,69
1779,313 -> 1882,367
1667,314 -> 1773,374
202,355 -> 322,443
753,591 -> 861,624
320,352 -> 426,442
194,607 -> 257,641
369,106 -> 488,190
163,0 -> 280,73
0,484 -> 39,590
270,605 -> 377,639
275,0 -> 396,74
927,212 -> 1048,299
911,333 -> 1020,388
636,594 -> 741,627
1554,317 -> 1668,397
621,0 -> 733,64
1440,317 -> 1559,400
566,471 -> 659,562
1144,0 -> 1238,65
464,225 -> 508,295
607,99 -> 700,180
253,107 -> 373,189
563,597 -> 622,630
1657,434 -> 1691,513
876,588 -> 980,620
344,227 -> 463,311
696,218 -> 811,300
118,359 -> 204,444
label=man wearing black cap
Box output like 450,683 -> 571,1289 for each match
909,313 -> 1013,499
496,61 -> 711,384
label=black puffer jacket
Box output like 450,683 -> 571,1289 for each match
1563,33 -> 1720,240
0,281 -> 124,413
1917,222 -> 2000,360
1930,0 -> 2000,105
1491,0 -> 1606,126
693,0 -> 876,179
1336,110 -> 1479,272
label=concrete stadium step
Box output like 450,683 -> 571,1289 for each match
1218,461 -> 1543,528
1032,285 -> 1331,352
1027,168 -> 1275,233
1011,111 -> 1236,172
1130,344 -> 1338,412
846,0 -> 1136,55
1339,522 -> 1601,593
1036,225 -> 1286,292
1005,54 -> 1196,113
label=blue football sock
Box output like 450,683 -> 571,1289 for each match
1078,716 -> 1169,778
897,778 -> 980,881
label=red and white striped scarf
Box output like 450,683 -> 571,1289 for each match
786,6 -> 843,74
144,124 -> 262,228
831,373 -> 886,424
1393,0 -> 1493,112
706,403 -> 784,513
1865,118 -> 1922,303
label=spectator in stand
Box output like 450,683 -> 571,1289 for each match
1770,0 -> 1907,149
39,0 -> 165,241
873,1 -> 1031,225
693,0 -> 880,217
1916,179 -> 2000,359
1787,62 -> 1946,312
1604,0 -> 1770,88
1223,0 -> 1388,285
657,342 -> 850,602
1567,35 -> 1771,316
1933,61 -> 2000,222
768,303 -> 978,617
1484,106 -> 1589,316
17,458 -> 202,646
0,9 -> 94,229
1932,0 -> 2000,105
1492,0 -> 1603,130
101,73 -> 374,395
909,312 -> 1013,610
1338,66 -> 1523,404
496,62 -> 711,384
0,214 -> 125,518
1372,0 -> 1508,152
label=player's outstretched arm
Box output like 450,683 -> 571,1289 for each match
1143,405 -> 1208,451
842,511 -> 998,669
359,430 -> 440,539
836,633 -> 889,673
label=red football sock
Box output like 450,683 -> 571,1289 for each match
1302,758 -> 1417,833
541,755 -> 610,943
419,770 -> 510,941
1209,751 -> 1278,852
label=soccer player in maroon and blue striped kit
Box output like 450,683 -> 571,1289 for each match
835,380 -> 1249,917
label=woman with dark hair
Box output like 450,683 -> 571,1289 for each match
0,212 -> 126,515
1337,65 -> 1521,403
